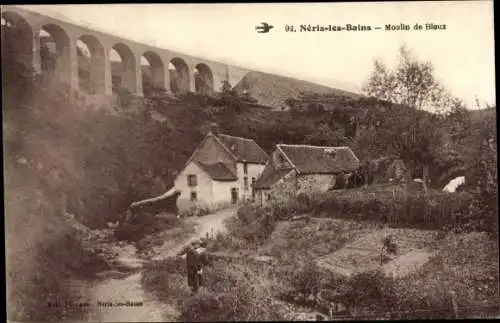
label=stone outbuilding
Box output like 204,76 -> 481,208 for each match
253,144 -> 360,206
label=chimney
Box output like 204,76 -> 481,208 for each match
210,122 -> 220,136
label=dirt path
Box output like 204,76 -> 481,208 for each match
166,207 -> 236,257
85,207 -> 237,322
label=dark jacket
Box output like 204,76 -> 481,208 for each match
186,249 -> 202,289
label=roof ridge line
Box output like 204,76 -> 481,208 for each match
278,144 -> 350,149
276,145 -> 300,174
218,133 -> 255,141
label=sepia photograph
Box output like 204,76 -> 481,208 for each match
2,1 -> 498,322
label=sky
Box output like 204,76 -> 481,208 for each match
16,2 -> 496,109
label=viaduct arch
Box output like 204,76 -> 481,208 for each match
1,5 -> 250,98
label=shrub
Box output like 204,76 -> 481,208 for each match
115,213 -> 178,242
339,231 -> 499,320
289,260 -> 324,296
179,201 -> 234,218
342,269 -> 398,317
180,205 -> 211,218
5,169 -> 93,321
205,231 -> 247,252
141,257 -> 191,307
310,184 -> 492,233
179,261 -> 284,321
225,206 -> 277,246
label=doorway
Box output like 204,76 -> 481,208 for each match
231,187 -> 238,204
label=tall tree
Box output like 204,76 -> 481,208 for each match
362,45 -> 467,197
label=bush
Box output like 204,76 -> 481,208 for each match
115,213 -> 181,242
5,167 -> 93,321
302,184 -> 493,233
335,230 -> 499,320
342,269 -> 398,318
225,206 -> 277,246
179,200 -> 236,218
141,257 -> 191,307
205,231 -> 247,252
180,204 -> 210,218
179,261 -> 284,321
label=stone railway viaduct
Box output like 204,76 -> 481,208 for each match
1,5 -> 251,97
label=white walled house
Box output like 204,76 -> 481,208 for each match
254,144 -> 360,206
174,126 -> 268,211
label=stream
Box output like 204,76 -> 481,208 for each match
82,207 -> 236,322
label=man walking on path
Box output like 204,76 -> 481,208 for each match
185,241 -> 208,294
185,244 -> 201,294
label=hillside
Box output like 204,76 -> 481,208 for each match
233,71 -> 362,110
4,43 -> 497,321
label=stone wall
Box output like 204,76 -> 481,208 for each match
259,172 -> 337,206
297,174 -> 336,196
268,170 -> 297,204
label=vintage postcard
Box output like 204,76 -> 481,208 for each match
3,1 -> 497,322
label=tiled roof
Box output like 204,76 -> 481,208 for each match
216,134 -> 268,164
278,144 -> 360,174
196,161 -> 237,181
254,164 -> 294,189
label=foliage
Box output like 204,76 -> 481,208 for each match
4,66 -> 210,228
203,205 -> 280,253
271,230 -> 498,319
380,235 -> 398,264
142,84 -> 167,97
115,213 -> 182,242
304,122 -> 350,146
269,183 -> 494,233
179,261 -> 284,321
343,269 -> 398,317
382,235 -> 398,255
179,204 -> 211,218
205,231 -> 248,253
141,257 -> 192,308
2,56 -> 200,321
388,231 -> 499,319
4,40 -> 497,321
223,205 -> 277,246
115,87 -> 134,108
5,161 -> 92,322
362,45 -> 470,190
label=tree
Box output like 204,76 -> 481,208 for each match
362,45 -> 467,197
218,80 -> 248,114
220,80 -> 232,94
304,122 -> 349,147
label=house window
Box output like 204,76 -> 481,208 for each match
251,177 -> 256,197
244,177 -> 248,190
243,162 -> 248,174
187,174 -> 197,187
190,191 -> 197,202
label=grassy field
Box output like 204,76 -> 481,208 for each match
165,184 -> 499,320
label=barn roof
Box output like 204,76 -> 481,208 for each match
216,134 -> 268,165
277,144 -> 360,174
253,165 -> 294,189
196,161 -> 237,181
